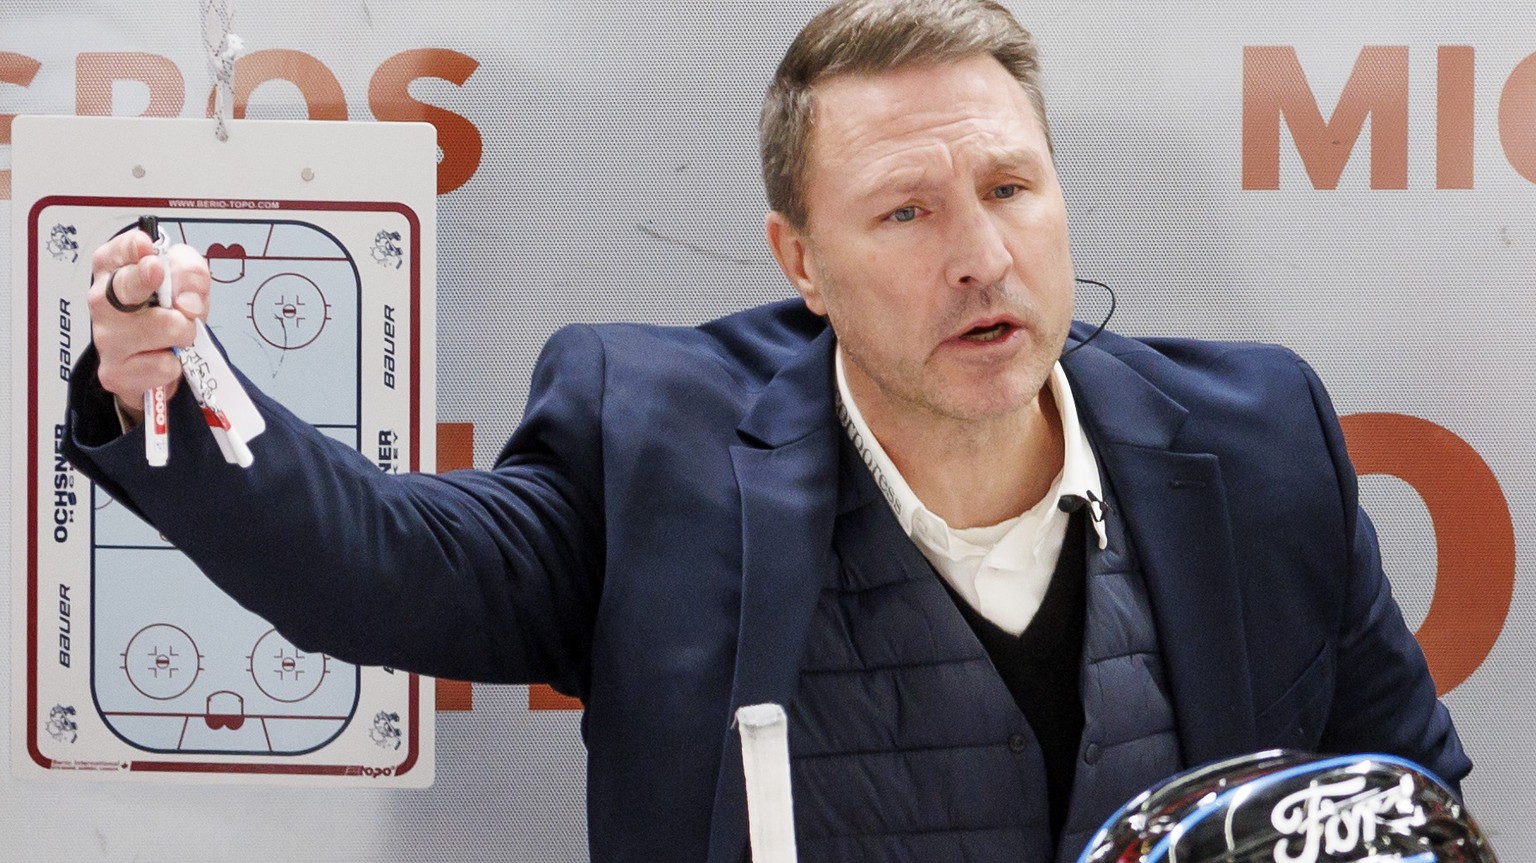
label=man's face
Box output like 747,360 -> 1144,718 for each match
767,54 -> 1074,428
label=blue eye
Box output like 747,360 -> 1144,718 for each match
991,184 -> 1020,199
889,206 -> 918,223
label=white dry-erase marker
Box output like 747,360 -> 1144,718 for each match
736,703 -> 799,863
141,215 -> 172,467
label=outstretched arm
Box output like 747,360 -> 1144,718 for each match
67,304 -> 611,696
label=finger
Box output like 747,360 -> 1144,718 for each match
165,243 -> 212,315
95,348 -> 184,401
87,254 -> 162,317
94,307 -> 198,359
89,229 -> 155,284
174,290 -> 207,322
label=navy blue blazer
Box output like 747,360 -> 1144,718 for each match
66,298 -> 1468,862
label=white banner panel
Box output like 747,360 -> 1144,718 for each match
0,0 -> 1530,859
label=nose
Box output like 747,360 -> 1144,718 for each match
943,200 -> 1013,290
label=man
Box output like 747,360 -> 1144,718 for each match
66,1 -> 1468,861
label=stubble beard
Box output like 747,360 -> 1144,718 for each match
836,286 -> 1064,429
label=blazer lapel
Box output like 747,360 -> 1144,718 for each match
708,328 -> 842,863
1063,342 -> 1258,767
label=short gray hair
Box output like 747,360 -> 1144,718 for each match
760,0 -> 1050,229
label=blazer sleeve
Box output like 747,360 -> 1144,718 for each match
1300,360 -> 1473,791
62,324 -> 609,695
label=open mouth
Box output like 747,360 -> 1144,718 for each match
959,321 -> 1016,342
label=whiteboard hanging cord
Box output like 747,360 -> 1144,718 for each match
201,0 -> 245,142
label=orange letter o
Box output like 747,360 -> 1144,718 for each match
1341,413 -> 1514,695
207,49 -> 347,121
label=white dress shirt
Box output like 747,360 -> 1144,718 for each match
835,348 -> 1107,636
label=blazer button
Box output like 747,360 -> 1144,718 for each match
1007,732 -> 1029,753
1084,742 -> 1102,764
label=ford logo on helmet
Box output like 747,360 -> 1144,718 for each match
1077,750 -> 1498,863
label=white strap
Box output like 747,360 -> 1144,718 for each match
200,0 -> 245,142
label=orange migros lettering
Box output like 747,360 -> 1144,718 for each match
0,51 -> 42,201
368,49 -> 484,196
1242,46 -> 1409,190
76,52 -> 185,118
1437,46 -> 1475,189
1339,413 -> 1514,696
1245,45 -> 1536,189
5,48 -> 486,202
206,49 -> 347,121
1498,51 -> 1536,183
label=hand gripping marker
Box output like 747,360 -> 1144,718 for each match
137,215 -> 263,468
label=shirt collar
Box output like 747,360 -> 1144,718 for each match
834,346 -> 1108,550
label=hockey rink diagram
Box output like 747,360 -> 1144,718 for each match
24,194 -> 430,780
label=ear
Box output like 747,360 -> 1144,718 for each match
765,210 -> 827,316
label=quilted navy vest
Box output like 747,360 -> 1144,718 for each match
785,437 -> 1184,862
